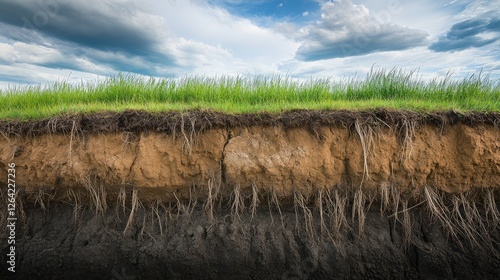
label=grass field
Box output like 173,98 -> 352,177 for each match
1,68 -> 499,120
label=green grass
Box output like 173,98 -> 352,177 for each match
1,68 -> 499,120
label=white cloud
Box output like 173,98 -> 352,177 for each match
356,0 -> 466,36
0,0 -> 300,86
280,43 -> 500,81
143,0 -> 299,63
429,1 -> 500,52
293,0 -> 429,60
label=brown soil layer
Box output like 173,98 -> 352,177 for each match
0,110 -> 499,199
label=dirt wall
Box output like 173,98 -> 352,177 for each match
0,123 -> 498,199
1,110 -> 499,279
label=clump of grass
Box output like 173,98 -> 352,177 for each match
0,68 -> 498,120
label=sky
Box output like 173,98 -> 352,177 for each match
0,0 -> 499,89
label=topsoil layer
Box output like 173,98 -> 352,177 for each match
1,109 -> 499,136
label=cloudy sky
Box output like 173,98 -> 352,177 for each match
0,0 -> 499,88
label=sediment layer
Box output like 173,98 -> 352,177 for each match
0,110 -> 498,199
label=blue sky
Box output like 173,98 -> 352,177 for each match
0,0 -> 499,88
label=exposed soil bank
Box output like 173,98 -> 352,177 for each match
1,201 -> 499,280
0,110 -> 499,279
0,110 -> 499,198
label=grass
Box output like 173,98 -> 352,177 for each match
1,68 -> 499,120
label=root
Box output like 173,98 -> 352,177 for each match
268,187 -> 285,229
116,186 -> 127,216
354,120 -> 374,187
160,202 -> 171,233
8,179 -> 497,247
230,185 -> 245,223
452,192 -> 489,245
379,184 -> 390,215
179,113 -> 199,155
150,200 -> 164,236
389,185 -> 401,222
352,188 -> 366,237
66,117 -> 84,160
67,189 -> 83,224
34,189 -> 48,212
203,178 -> 218,222
401,200 -> 412,247
423,186 -> 460,241
329,189 -> 349,235
250,184 -> 260,220
294,190 -> 315,240
83,176 -> 107,217
316,189 -> 327,237
187,186 -> 199,216
124,188 -> 139,234
32,188 -> 55,212
399,118 -> 417,162
484,188 -> 499,229
173,190 -> 195,219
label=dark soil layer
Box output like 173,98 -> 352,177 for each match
1,109 -> 499,136
1,202 -> 499,280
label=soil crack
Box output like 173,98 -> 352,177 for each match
126,134 -> 140,179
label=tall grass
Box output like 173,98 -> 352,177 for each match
1,68 -> 498,120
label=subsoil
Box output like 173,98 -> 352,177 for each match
0,201 -> 499,280
0,109 -> 499,279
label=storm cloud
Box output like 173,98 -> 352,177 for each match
0,0 -> 165,55
429,13 -> 500,52
0,0 -> 232,76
